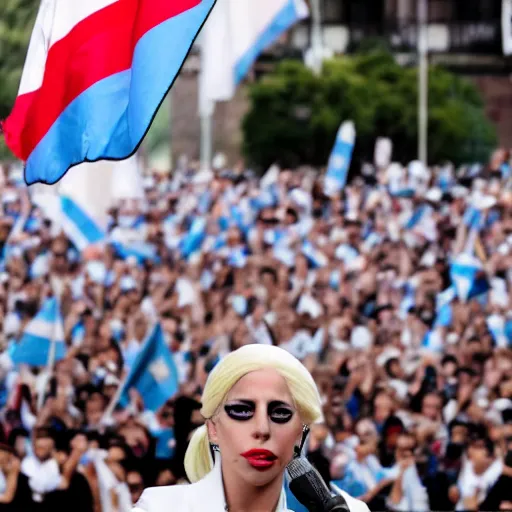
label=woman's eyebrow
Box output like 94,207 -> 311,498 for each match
268,400 -> 294,408
226,399 -> 294,407
225,399 -> 255,406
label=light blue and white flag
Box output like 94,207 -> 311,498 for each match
118,324 -> 179,412
450,254 -> 490,303
400,281 -> 417,318
324,121 -> 356,197
60,196 -> 105,252
228,247 -> 249,268
463,206 -> 483,232
433,287 -> 456,327
11,297 -> 66,367
180,217 -> 207,259
302,240 -> 328,268
405,205 -> 431,230
201,0 -> 309,104
111,240 -> 159,265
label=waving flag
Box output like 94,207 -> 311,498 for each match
118,324 -> 179,412
11,298 -> 66,367
61,196 -> 105,252
202,0 -> 309,103
324,121 -> 356,197
2,0 -> 217,185
450,254 -> 490,303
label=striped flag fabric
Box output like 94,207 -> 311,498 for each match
60,196 -> 105,252
324,121 -> 356,197
118,324 -> 179,412
201,0 -> 309,103
405,205 -> 431,230
180,217 -> 207,259
2,0 -> 217,185
11,297 -> 66,367
302,240 -> 328,268
450,254 -> 490,303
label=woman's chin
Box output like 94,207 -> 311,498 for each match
242,465 -> 283,488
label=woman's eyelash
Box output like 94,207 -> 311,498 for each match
270,408 -> 294,423
224,404 -> 253,421
224,403 -> 295,423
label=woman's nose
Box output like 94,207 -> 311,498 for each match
252,410 -> 271,441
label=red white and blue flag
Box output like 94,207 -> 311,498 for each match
2,0 -> 216,185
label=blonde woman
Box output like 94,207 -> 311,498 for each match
133,344 -> 368,512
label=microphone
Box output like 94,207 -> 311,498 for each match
286,457 -> 350,512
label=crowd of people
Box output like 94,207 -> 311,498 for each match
0,150 -> 510,511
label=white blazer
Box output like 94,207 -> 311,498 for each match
132,458 -> 370,512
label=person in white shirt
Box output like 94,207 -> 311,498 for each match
21,427 -> 86,504
386,433 -> 430,512
452,436 -> 503,511
245,297 -> 275,346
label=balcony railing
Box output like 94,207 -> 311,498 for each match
333,19 -> 503,55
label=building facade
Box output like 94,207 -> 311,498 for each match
288,0 -> 512,145
170,0 -> 512,164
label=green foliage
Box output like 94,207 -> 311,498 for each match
242,50 -> 497,171
0,0 -> 39,160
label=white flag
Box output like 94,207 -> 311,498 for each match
201,0 -> 309,106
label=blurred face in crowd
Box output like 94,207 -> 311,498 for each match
450,424 -> 469,445
156,468 -> 177,487
158,401 -> 175,428
86,392 -> 106,425
468,438 -> 494,474
395,434 -> 416,464
250,301 -> 266,324
134,315 -> 148,341
51,239 -> 68,274
373,392 -> 393,424
127,470 -> 144,504
441,358 -> 458,379
421,393 -> 443,422
108,445 -> 128,463
33,436 -> 55,462
119,420 -> 151,458
207,369 -> 303,489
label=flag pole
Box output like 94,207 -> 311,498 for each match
199,48 -> 214,172
37,293 -> 59,412
100,321 -> 158,424
310,0 -> 323,75
417,0 -> 428,166
101,372 -> 129,424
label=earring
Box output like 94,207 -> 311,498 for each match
210,443 -> 220,453
294,425 -> 310,458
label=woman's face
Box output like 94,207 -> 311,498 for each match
207,369 -> 303,488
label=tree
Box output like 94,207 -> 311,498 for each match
242,49 -> 497,172
0,0 -> 39,160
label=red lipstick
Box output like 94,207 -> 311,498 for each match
241,449 -> 277,470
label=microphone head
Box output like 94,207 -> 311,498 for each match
286,457 -> 332,504
286,456 -> 313,480
287,457 -> 350,512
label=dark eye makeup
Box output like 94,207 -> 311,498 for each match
224,400 -> 294,424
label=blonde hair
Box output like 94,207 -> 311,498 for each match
184,344 -> 322,483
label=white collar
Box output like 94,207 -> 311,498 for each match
191,455 -> 290,512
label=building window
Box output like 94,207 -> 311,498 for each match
322,0 -> 343,23
455,0 -> 502,21
429,0 -> 455,22
322,0 -> 385,25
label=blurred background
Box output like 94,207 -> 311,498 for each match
0,1 -> 511,511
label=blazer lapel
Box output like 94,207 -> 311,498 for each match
188,458 -> 228,512
188,456 -> 291,512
